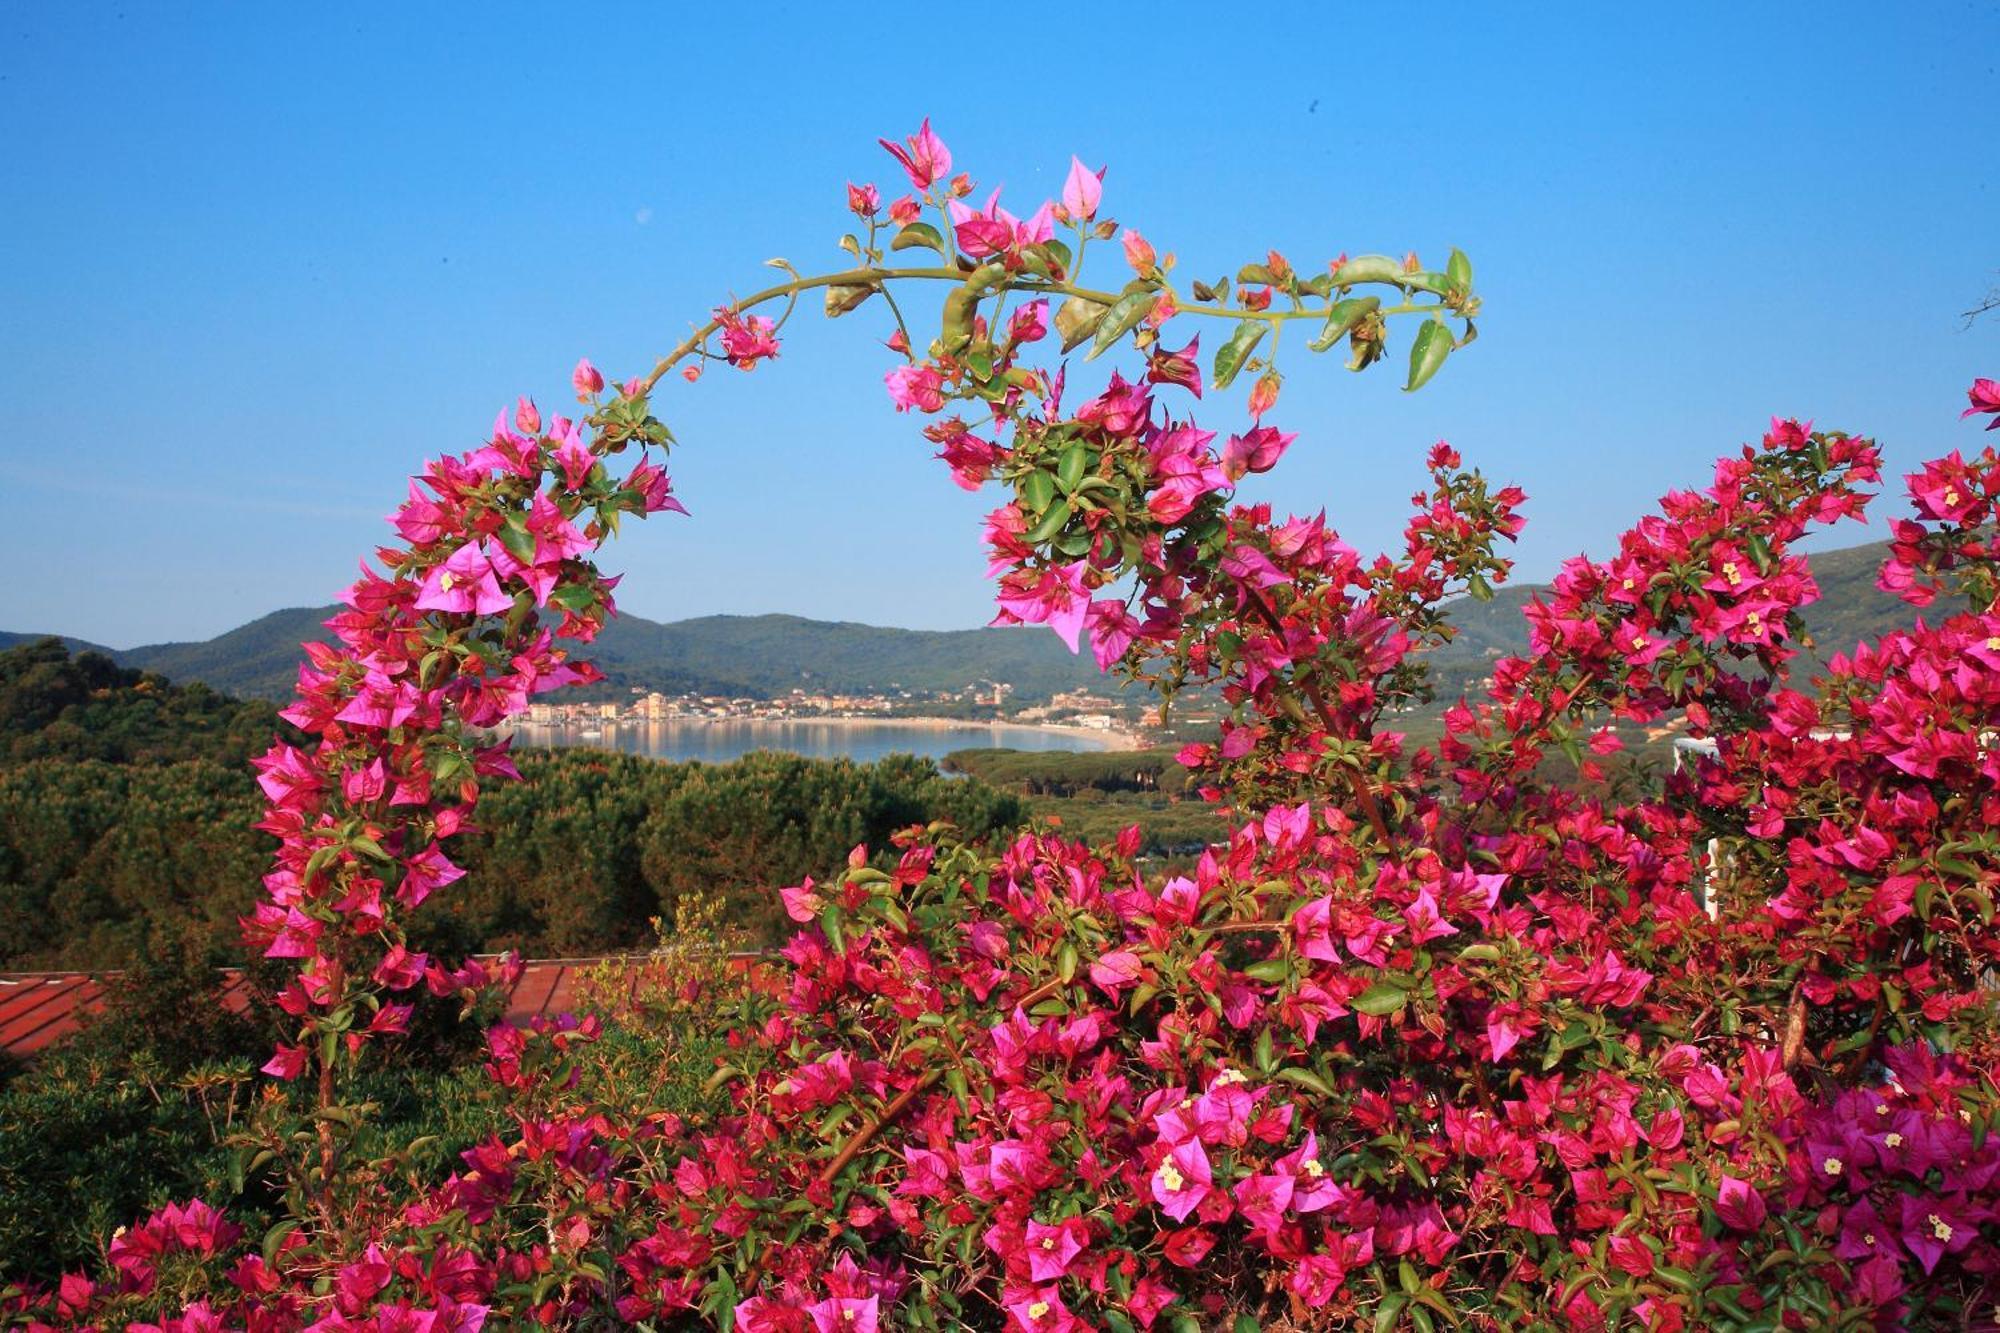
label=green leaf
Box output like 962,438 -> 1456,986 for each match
1308,296 -> 1380,352
1056,443 -> 1088,492
1087,288 -> 1157,360
1333,254 -> 1406,286
1274,1066 -> 1335,1097
1055,296 -> 1109,352
890,222 -> 947,255
824,284 -> 877,318
1352,980 -> 1411,1017
1373,1293 -> 1411,1333
496,515 -> 537,566
1025,499 -> 1073,545
1405,319 -> 1453,392
940,286 -> 979,354
1020,470 -> 1057,515
1212,319 -> 1267,389
1446,248 -> 1473,290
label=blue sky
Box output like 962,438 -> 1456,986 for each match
1,2 -> 1995,647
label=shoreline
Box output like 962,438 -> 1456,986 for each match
513,714 -> 1149,752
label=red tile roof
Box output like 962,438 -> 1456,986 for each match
0,957 -> 668,1061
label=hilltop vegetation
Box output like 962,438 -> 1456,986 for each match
3,540 -> 1918,710
3,609 -> 1121,703
0,636 -> 280,767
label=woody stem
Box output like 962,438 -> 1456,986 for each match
1240,590 -> 1396,850
639,266 -> 1456,393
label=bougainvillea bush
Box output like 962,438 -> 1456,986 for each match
5,123 -> 1997,1331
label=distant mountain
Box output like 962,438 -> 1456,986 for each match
14,608 -> 1118,703
4,542 -> 1927,707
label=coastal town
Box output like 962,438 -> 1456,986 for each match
517,683 -> 1159,743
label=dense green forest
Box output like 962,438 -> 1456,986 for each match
0,640 -> 1029,969
943,746 -> 1226,859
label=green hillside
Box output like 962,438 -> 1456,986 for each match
4,541 -> 1924,707
93,608 -> 1117,702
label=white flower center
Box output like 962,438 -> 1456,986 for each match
1158,1162 -> 1185,1192
1823,1157 -> 1842,1176
1884,1132 -> 1903,1148
1931,1214 -> 1953,1243
1302,1159 -> 1325,1179
1028,1303 -> 1050,1320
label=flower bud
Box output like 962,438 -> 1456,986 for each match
1248,370 -> 1282,419
1122,228 -> 1156,277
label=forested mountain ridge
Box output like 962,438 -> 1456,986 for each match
3,609 -> 1119,703
3,540 -> 1925,706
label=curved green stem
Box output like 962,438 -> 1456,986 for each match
639,265 -> 1455,393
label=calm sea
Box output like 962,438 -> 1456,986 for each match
512,718 -> 1124,766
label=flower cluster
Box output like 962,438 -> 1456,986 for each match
10,122 -> 1998,1333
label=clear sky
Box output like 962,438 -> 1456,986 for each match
2,2 -> 1995,647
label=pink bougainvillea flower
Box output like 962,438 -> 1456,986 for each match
571,356 -> 604,399
1898,1193 -> 1975,1273
513,395 -> 541,436
930,420 -> 1006,489
1485,1002 -> 1535,1062
807,1294 -> 879,1333
995,561 -> 1092,652
846,181 -> 880,216
396,842 -> 466,909
1150,1138 -> 1213,1221
1086,599 -> 1141,671
781,876 -> 823,924
716,309 -> 780,368
554,419 -> 595,491
886,364 -> 946,413
415,541 -> 513,617
948,190 -> 1054,260
1402,885 -> 1458,945
1121,228 -> 1156,275
1714,1175 -> 1768,1231
1961,376 -> 2000,428
1146,334 -> 1202,399
1061,156 -> 1103,220
1088,947 -> 1144,998
1023,1218 -> 1085,1281
1219,544 -> 1290,590
879,118 -> 951,191
1221,426 -> 1294,481
260,1043 -> 307,1080
1004,1287 -> 1069,1333
1008,300 -> 1049,345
